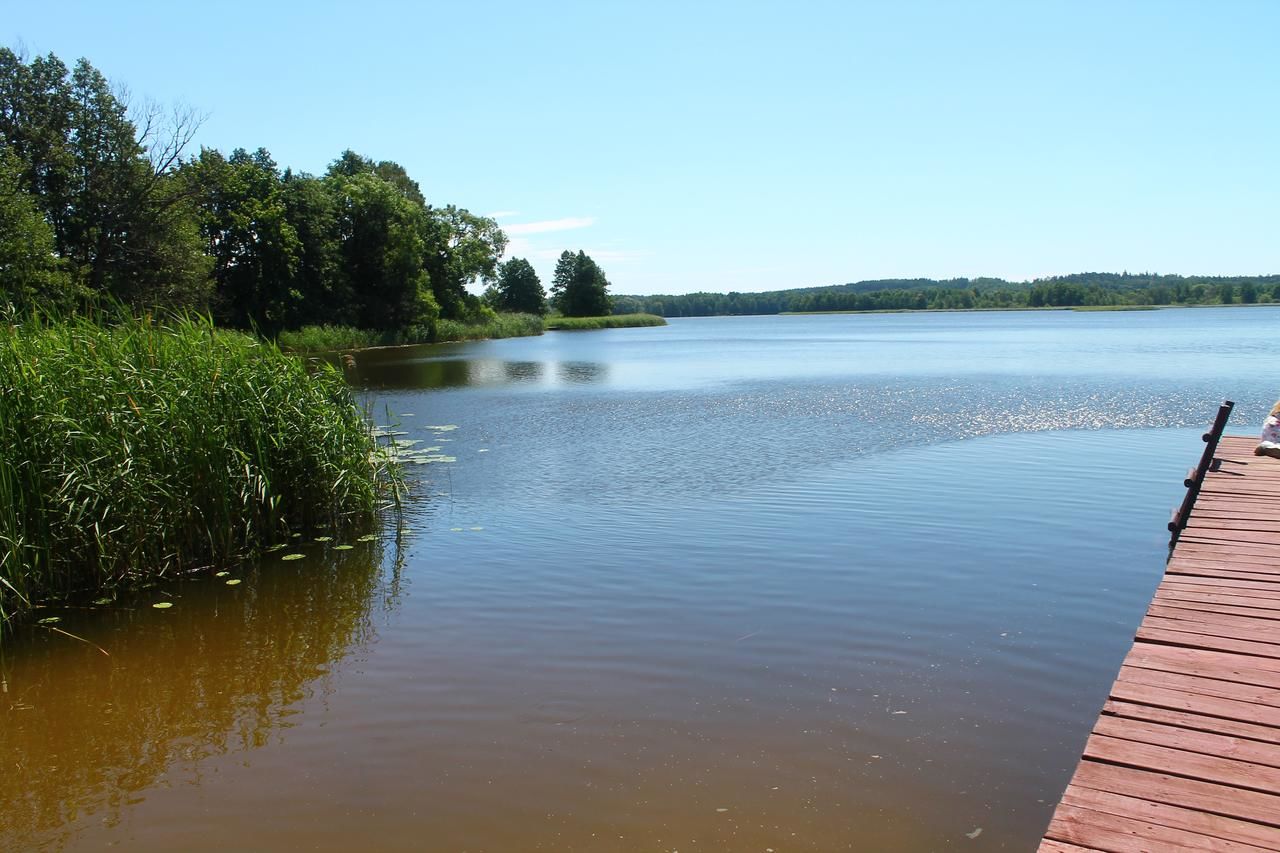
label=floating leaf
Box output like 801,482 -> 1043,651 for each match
264,544 -> 287,553
281,553 -> 305,561
92,597 -> 113,606
333,544 -> 354,551
225,579 -> 242,586
314,536 -> 333,542
356,534 -> 377,542
37,616 -> 61,625
215,571 -> 230,577
450,527 -> 464,532
152,602 -> 173,610
469,526 -> 484,531
290,533 -> 302,539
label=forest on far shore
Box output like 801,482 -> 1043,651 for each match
616,272 -> 1280,318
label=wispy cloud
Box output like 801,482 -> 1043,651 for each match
502,216 -> 596,236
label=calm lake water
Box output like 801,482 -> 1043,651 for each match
4,307 -> 1278,851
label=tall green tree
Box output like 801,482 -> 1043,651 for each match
0,49 -> 209,308
183,147 -> 300,331
551,249 -> 612,316
0,148 -> 75,310
327,169 -> 437,331
420,204 -> 507,320
493,257 -> 546,315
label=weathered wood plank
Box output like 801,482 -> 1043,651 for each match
1069,760 -> 1280,828
1047,802 -> 1269,852
1043,434 -> 1280,849
1084,733 -> 1280,794
1137,624 -> 1280,661
1103,699 -> 1280,745
1060,786 -> 1280,849
1092,715 -> 1280,768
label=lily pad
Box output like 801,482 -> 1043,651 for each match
152,602 -> 173,610
356,534 -> 378,542
314,536 -> 333,542
92,597 -> 113,606
215,571 -> 230,578
469,526 -> 484,531
225,579 -> 242,586
426,424 -> 458,431
333,544 -> 354,551
450,527 -> 464,532
281,553 -> 305,561
36,616 -> 61,624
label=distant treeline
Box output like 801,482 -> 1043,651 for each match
614,273 -> 1280,317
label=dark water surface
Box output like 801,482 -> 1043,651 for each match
4,308 -> 1278,851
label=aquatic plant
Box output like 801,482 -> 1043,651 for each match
276,313 -> 545,353
543,313 -> 667,330
0,312 -> 397,621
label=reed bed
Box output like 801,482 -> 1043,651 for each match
0,313 -> 395,621
277,313 -> 544,353
543,313 -> 667,330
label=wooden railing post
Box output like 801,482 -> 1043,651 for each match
1168,399 -> 1235,550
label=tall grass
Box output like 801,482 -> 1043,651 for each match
0,312 -> 395,621
543,313 -> 667,330
436,312 -> 544,342
277,313 -> 545,353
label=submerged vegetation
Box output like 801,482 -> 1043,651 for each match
0,313 -> 394,621
544,313 -> 666,330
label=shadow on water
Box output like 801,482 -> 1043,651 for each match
0,537 -> 404,851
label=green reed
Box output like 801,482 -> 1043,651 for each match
276,313 -> 545,353
543,313 -> 667,330
0,312 -> 396,621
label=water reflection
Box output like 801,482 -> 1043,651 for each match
0,539 -> 401,851
556,360 -> 608,384
336,345 -> 609,391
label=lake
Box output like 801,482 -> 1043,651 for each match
3,307 -> 1277,851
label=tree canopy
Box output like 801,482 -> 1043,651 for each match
0,48 -> 509,336
490,257 -> 546,315
550,250 -> 612,317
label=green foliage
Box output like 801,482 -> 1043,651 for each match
1,49 -> 510,335
550,250 -> 612,317
0,312 -> 396,619
0,49 -> 211,309
183,148 -> 301,333
436,312 -> 545,341
493,257 -> 546,315
622,273 -> 1280,317
276,313 -> 544,352
543,313 -> 666,330
0,149 -> 76,310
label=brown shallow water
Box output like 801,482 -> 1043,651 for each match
2,310 -> 1276,851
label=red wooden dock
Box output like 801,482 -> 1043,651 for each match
1040,432 -> 1280,852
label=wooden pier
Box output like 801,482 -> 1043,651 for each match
1041,411 -> 1280,852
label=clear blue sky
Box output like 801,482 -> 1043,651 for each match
8,1 -> 1279,295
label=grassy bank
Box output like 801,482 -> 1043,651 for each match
544,313 -> 667,330
0,313 -> 395,621
277,313 -> 544,353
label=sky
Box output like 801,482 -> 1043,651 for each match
7,0 -> 1280,295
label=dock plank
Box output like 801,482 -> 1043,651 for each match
1040,433 -> 1280,850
